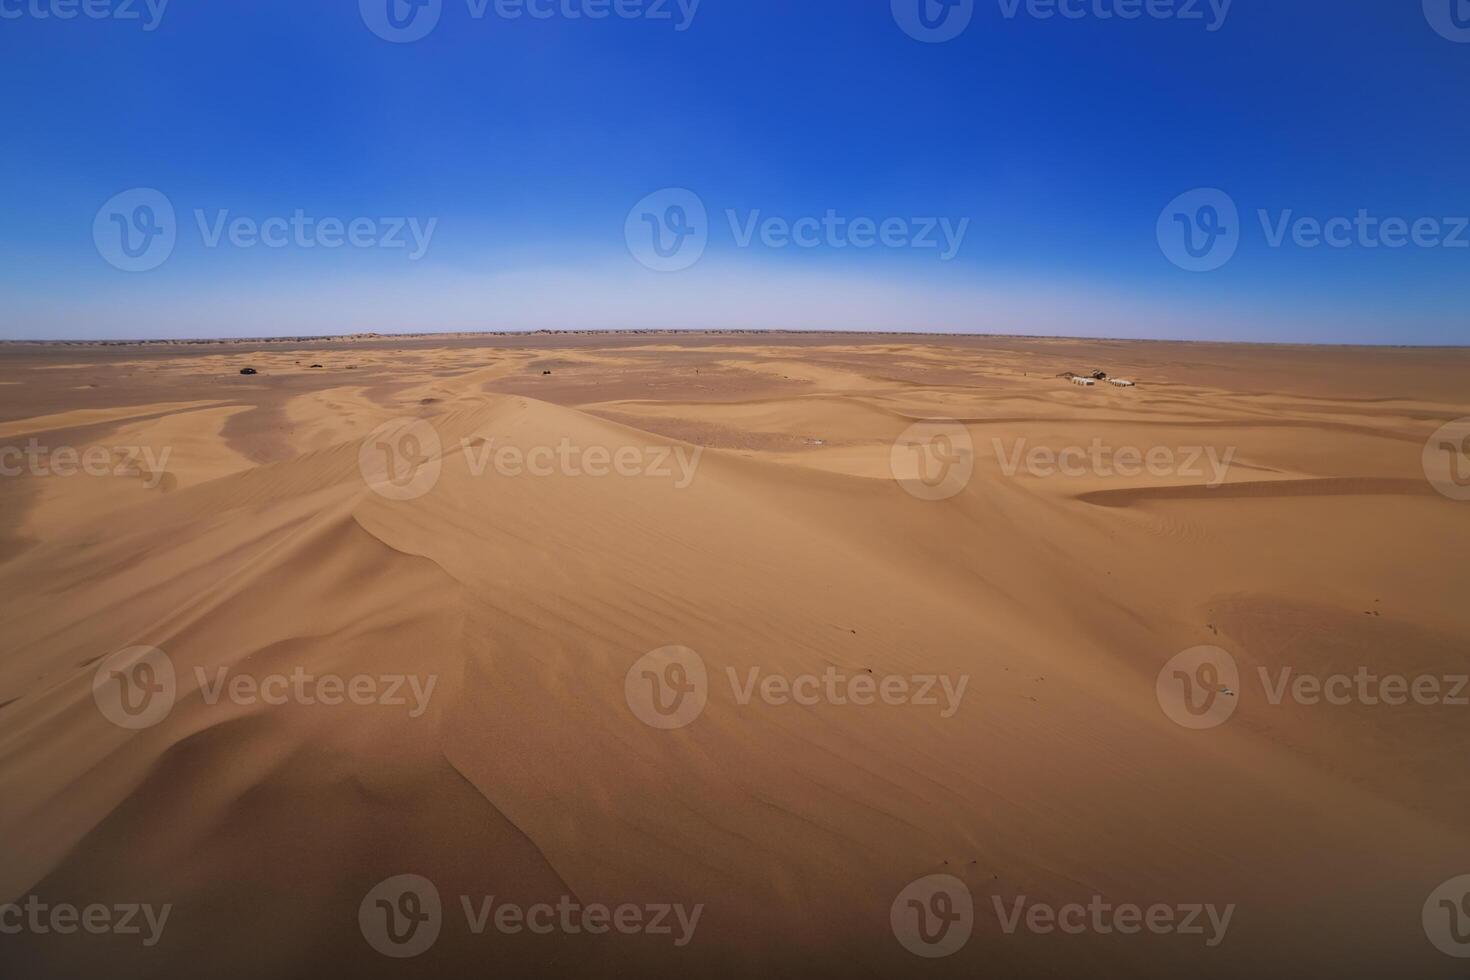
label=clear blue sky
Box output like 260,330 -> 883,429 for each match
2,0 -> 1467,343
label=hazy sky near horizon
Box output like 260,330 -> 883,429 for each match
2,0 -> 1468,343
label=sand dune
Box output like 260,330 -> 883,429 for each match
0,334 -> 1467,977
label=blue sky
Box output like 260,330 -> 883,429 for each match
1,0 -> 1467,343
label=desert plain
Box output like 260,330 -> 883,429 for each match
0,332 -> 1467,978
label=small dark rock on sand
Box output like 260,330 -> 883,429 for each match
239,368 -> 258,376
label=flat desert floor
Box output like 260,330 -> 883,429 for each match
0,333 -> 1467,978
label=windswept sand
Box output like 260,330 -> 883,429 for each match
0,333 -> 1467,978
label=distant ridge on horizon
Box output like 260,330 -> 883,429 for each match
2,329 -> 1464,351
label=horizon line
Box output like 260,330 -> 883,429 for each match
2,328 -> 1466,351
